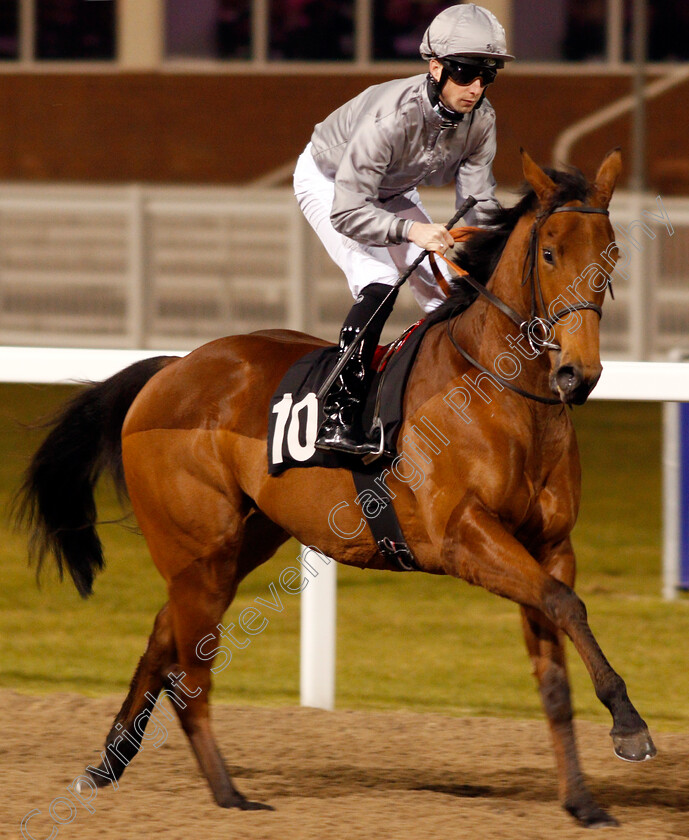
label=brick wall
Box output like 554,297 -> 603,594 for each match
0,73 -> 683,191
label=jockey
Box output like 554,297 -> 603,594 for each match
293,3 -> 514,455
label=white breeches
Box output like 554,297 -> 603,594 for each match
293,143 -> 449,313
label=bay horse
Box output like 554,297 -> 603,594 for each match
17,150 -> 656,827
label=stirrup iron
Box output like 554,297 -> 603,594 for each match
361,417 -> 385,464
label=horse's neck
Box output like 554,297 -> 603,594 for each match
486,213 -> 534,321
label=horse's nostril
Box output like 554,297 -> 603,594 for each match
556,365 -> 582,394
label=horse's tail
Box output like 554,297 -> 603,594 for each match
14,356 -> 177,598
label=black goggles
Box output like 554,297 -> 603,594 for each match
440,58 -> 499,87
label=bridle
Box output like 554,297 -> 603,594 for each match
444,202 -> 612,405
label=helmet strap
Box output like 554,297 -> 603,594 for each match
426,72 -> 464,124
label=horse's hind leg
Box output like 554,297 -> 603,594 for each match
86,511 -> 289,805
159,512 -> 290,810
164,554 -> 260,808
521,604 -> 617,827
85,601 -> 177,788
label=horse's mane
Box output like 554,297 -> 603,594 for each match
424,167 -> 591,326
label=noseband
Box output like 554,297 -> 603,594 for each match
448,202 -> 612,405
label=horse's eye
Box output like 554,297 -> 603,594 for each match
542,248 -> 554,265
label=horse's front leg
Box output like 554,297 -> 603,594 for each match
445,506 -> 656,766
520,539 -> 616,826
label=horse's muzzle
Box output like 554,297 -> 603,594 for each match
551,364 -> 601,405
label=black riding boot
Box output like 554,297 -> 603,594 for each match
316,283 -> 398,455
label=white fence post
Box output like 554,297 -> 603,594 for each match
662,351 -> 689,600
616,192 -> 649,359
300,545 -> 337,710
287,205 -> 308,333
127,185 -> 147,348
663,400 -> 680,600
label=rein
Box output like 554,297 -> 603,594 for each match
434,203 -> 611,406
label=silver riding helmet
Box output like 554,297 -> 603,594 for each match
419,3 -> 515,64
420,4 -> 515,123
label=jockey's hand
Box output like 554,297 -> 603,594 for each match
407,222 -> 455,254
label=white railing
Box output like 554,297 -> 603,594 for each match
0,184 -> 685,359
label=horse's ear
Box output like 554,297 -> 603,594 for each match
592,148 -> 623,208
521,148 -> 557,207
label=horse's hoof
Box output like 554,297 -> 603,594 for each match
583,811 -> 619,829
218,796 -> 275,811
84,767 -> 118,788
612,728 -> 657,762
218,794 -> 274,811
238,799 -> 274,812
74,778 -> 90,794
566,799 -> 619,828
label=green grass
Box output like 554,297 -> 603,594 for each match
1,384 -> 687,732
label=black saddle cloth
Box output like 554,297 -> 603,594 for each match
267,318 -> 437,476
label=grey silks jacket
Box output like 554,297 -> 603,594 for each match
309,73 -> 499,247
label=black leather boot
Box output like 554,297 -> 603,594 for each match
315,283 -> 398,456
315,326 -> 377,455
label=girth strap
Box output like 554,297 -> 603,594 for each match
352,470 -> 419,571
